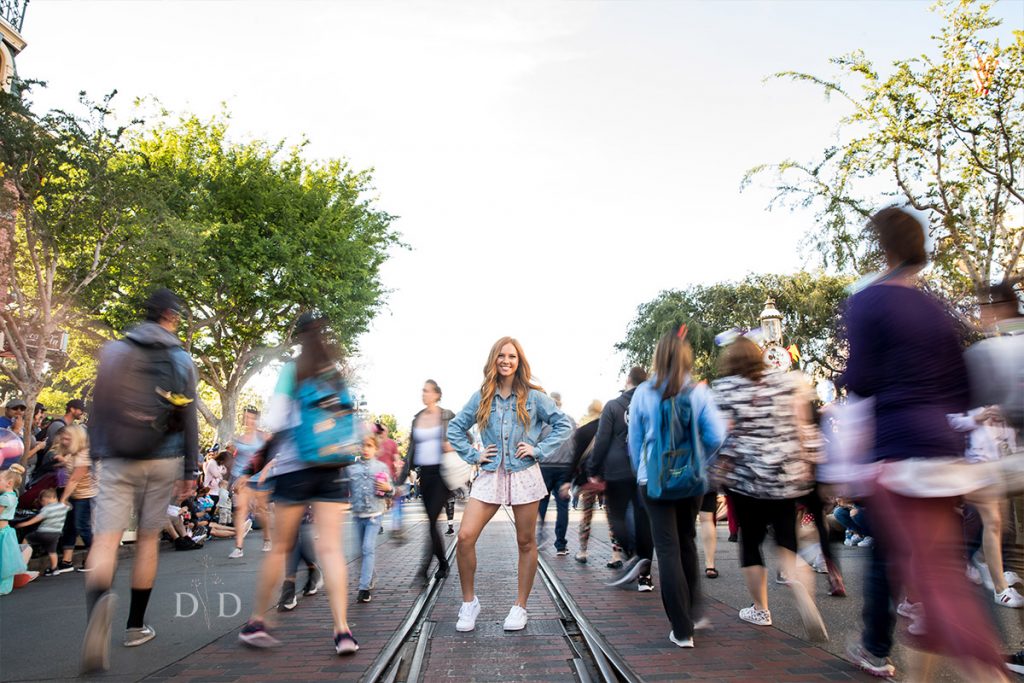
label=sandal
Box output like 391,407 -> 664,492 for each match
705,567 -> 719,579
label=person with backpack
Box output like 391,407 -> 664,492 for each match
588,366 -> 656,588
627,327 -> 725,648
81,288 -> 200,673
238,312 -> 359,656
447,336 -> 573,633
712,335 -> 827,641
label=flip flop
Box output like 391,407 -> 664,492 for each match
705,567 -> 719,579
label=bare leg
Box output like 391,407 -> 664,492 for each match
742,565 -> 769,611
254,490 -> 272,542
311,501 -> 349,633
234,486 -> 251,550
512,502 -> 540,608
979,500 -> 1008,592
130,530 -> 161,590
248,503 -> 303,623
455,499 -> 500,602
85,531 -> 122,591
699,511 -> 717,569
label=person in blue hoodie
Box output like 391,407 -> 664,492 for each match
627,326 -> 726,649
447,336 -> 573,634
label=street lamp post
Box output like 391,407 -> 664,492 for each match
759,297 -> 792,371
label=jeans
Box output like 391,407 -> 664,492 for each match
286,522 -> 316,578
355,515 -> 381,590
537,466 -> 570,551
862,531 -> 896,658
391,494 -> 403,532
834,505 -> 870,538
642,491 -> 702,639
604,478 -> 652,562
61,497 -> 94,552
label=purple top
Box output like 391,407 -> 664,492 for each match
842,284 -> 968,462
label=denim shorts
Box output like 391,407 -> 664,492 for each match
271,467 -> 349,505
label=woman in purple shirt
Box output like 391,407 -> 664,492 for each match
843,207 -> 1005,680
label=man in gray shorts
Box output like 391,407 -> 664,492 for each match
81,289 -> 199,673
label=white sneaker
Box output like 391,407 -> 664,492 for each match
1007,571 -> 1024,587
262,540 -> 272,552
739,605 -> 772,626
503,605 -> 528,631
669,630 -> 694,648
456,597 -> 480,632
693,617 -> 713,631
896,598 -> 922,619
844,534 -> 863,547
966,563 -> 984,585
995,587 -> 1024,608
229,547 -> 244,559
974,559 -> 995,589
857,536 -> 874,548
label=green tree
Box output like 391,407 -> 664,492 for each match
0,83 -> 156,454
617,272 -> 854,381
744,0 -> 1023,302
101,112 -> 401,443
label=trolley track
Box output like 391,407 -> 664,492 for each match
362,507 -> 644,683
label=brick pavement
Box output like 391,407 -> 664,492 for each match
539,512 -> 876,683
146,515 -> 441,682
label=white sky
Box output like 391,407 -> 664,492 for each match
20,0 -> 1023,426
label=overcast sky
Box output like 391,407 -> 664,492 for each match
20,0 -> 1023,426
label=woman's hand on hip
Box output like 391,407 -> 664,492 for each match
478,445 -> 498,466
515,442 -> 535,459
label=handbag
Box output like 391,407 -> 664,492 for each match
441,448 -> 472,492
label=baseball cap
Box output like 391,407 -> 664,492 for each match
5,399 -> 27,410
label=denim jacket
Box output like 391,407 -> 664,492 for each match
447,389 -> 573,473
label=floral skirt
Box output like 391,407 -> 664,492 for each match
471,463 -> 547,506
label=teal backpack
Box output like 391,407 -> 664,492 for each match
294,370 -> 362,467
644,387 -> 706,500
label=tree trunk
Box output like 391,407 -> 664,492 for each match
217,391 -> 238,446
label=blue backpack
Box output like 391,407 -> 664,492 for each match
294,371 -> 362,467
644,387 -> 706,500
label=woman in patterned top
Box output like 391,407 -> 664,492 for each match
712,336 -> 827,640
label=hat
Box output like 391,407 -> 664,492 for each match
66,399 -> 86,411
295,311 -> 324,334
144,288 -> 183,320
34,402 -> 45,413
5,399 -> 26,410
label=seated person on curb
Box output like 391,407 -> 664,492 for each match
15,489 -> 70,576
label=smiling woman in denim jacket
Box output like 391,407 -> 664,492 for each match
447,336 -> 573,633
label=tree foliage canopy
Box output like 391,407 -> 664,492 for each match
744,0 -> 1023,302
617,272 -> 854,382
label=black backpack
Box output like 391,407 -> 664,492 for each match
107,339 -> 190,458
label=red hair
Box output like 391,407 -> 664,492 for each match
476,337 -> 544,432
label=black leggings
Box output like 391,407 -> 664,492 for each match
418,466 -> 449,569
728,491 -> 797,568
605,478 -> 653,561
643,491 -> 702,639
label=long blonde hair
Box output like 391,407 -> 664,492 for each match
54,424 -> 88,457
476,337 -> 544,432
652,328 -> 694,399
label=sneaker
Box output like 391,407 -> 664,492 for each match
556,548 -> 570,557
262,540 -> 272,552
124,625 -> 156,647
669,630 -> 694,648
847,641 -> 896,678
896,598 -> 921,619
775,570 -> 790,585
606,559 -> 623,570
278,581 -> 297,611
693,617 -> 713,631
503,604 -> 528,631
303,565 -> 324,596
574,552 -> 588,564
80,591 -> 116,673
76,564 -> 93,573
857,536 -> 875,548
54,561 -> 75,575
1006,571 -> 1023,587
727,533 -> 738,543
966,563 -> 985,585
906,603 -> 927,636
334,631 -> 359,655
434,562 -> 450,580
446,525 -> 455,536
229,547 -> 244,559
995,587 -> 1024,608
844,534 -> 863,547
238,621 -> 281,648
357,589 -> 372,603
1007,649 -> 1024,675
788,579 -> 829,641
43,567 -> 56,577
456,597 -> 481,632
739,604 -> 772,626
637,575 -> 654,592
607,557 -> 651,588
